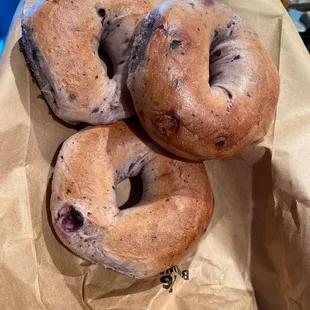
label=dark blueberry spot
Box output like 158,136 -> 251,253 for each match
95,75 -> 98,79
227,22 -> 232,28
32,49 -> 39,61
66,189 -> 71,194
112,185 -> 115,190
107,21 -> 111,25
214,50 -> 221,56
98,8 -> 106,18
247,93 -> 251,98
215,140 -> 225,147
110,103 -> 119,110
60,156 -> 64,160
233,55 -> 241,60
117,24 -> 120,27
171,40 -> 182,50
181,52 -> 185,55
58,206 -> 84,233
119,60 -> 125,65
197,27 -> 200,31
158,24 -> 165,29
204,0 -> 215,5
69,93 -> 77,101
152,110 -> 180,136
189,2 -> 195,8
147,19 -> 156,29
91,107 -> 100,114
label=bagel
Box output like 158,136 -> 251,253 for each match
21,0 -> 153,125
51,120 -> 214,278
128,0 -> 280,160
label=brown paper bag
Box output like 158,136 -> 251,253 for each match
1,0 -> 309,309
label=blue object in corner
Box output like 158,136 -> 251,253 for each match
0,0 -> 21,55
0,39 -> 4,55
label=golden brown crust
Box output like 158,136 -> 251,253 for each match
51,120 -> 214,278
21,0 -> 153,125
128,0 -> 280,160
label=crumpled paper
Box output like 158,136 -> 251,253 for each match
0,0 -> 309,309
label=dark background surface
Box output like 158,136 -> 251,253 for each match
0,0 -> 20,54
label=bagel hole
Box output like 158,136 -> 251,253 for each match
97,8 -> 106,18
116,176 -> 143,210
98,45 -> 114,79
